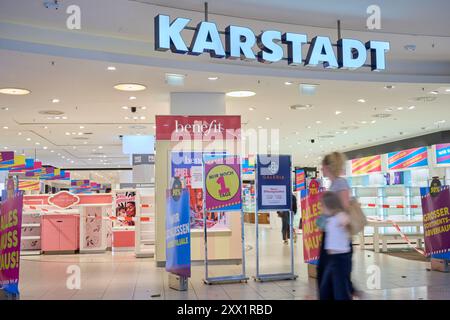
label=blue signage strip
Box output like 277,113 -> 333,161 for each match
256,155 -> 292,211
165,188 -> 191,278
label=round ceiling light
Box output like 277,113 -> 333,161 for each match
226,91 -> 256,98
0,88 -> 31,95
114,83 -> 147,92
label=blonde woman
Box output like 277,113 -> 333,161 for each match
317,152 -> 355,299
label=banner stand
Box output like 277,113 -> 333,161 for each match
253,155 -> 297,282
202,154 -> 248,285
203,208 -> 249,285
254,209 -> 298,282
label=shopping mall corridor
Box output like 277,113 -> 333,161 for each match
18,223 -> 450,300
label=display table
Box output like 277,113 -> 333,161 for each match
359,216 -> 423,252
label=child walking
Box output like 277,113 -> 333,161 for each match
319,191 -> 352,300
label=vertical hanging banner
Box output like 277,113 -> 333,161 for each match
203,154 -> 242,212
294,168 -> 306,191
351,155 -> 382,175
166,187 -> 191,277
0,178 -> 23,295
435,143 -> 450,165
388,147 -> 428,170
301,179 -> 323,262
421,185 -> 450,256
256,155 -> 292,211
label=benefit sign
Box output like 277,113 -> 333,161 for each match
301,179 -> 323,263
204,155 -> 242,212
0,177 -> 23,295
421,183 -> 450,256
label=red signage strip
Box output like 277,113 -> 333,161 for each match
155,115 -> 241,140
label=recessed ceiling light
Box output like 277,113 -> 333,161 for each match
18,132 -> 22,136
226,91 -> 256,98
50,150 -> 54,153
0,88 -> 31,95
249,107 -> 255,111
165,73 -> 185,86
122,106 -> 129,110
3,126 -> 8,129
445,88 -> 450,92
133,116 -> 139,120
1,107 -> 8,111
140,116 -> 146,120
265,117 -> 271,120
35,142 -> 40,145
385,107 -> 394,112
408,105 -> 416,110
43,126 -> 48,129
98,146 -> 103,149
88,158 -> 92,161
153,125 -> 157,129
290,104 -> 313,111
118,126 -> 123,129
3,147 -> 7,150
107,66 -> 116,71
300,83 -> 318,95
357,99 -> 366,103
371,120 -> 377,124
124,116 -> 129,120
208,77 -> 219,81
114,83 -> 147,92
435,120 -> 446,125
284,81 -> 293,85
307,125 -> 312,129
335,110 -> 342,115
430,90 -> 439,95
80,126 -> 85,129
315,120 -> 322,124
360,120 -> 367,124
83,141 -> 88,145
26,138 -> 31,141
52,99 -> 60,103
43,146 -> 48,150
141,106 -> 147,110
257,126 -> 263,129
129,96 -> 137,101
397,107 -> 404,110
62,116 -> 68,120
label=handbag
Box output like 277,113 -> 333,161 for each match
346,198 -> 367,235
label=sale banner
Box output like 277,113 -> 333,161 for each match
166,188 -> 191,277
421,185 -> 450,256
0,155 -> 26,170
0,151 -> 14,164
204,154 -> 242,212
351,155 -> 382,175
301,181 -> 323,263
388,147 -> 428,170
0,190 -> 23,294
436,143 -> 450,165
18,180 -> 40,191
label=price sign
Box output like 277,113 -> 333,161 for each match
204,155 -> 242,211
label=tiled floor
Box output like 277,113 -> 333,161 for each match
18,224 -> 450,300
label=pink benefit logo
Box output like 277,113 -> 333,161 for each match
48,191 -> 80,209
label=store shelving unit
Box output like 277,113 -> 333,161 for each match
21,208 -> 42,256
135,190 -> 155,258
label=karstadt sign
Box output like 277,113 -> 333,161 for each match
154,14 -> 390,71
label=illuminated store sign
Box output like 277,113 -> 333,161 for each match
154,14 -> 390,71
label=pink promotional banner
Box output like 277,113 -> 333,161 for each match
421,185 -> 450,256
203,154 -> 242,212
0,191 -> 23,293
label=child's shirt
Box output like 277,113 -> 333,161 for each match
324,211 -> 351,254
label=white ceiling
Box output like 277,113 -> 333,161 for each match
143,0 -> 450,37
0,49 -> 449,169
